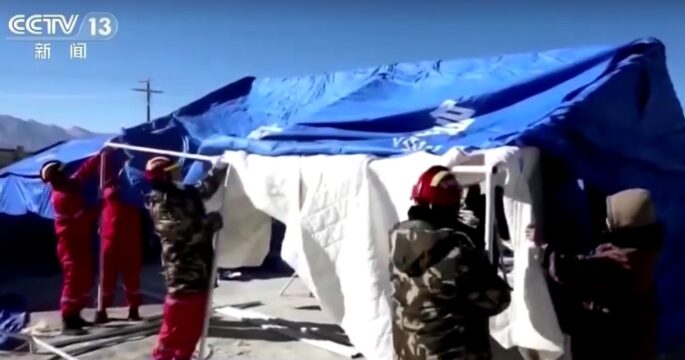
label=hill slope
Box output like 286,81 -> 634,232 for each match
0,115 -> 100,151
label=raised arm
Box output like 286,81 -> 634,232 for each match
100,150 -> 126,188
70,152 -> 104,186
194,159 -> 228,200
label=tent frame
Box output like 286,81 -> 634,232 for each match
451,163 -> 507,262
95,141 -> 506,360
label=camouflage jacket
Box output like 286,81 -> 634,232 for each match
390,219 -> 511,360
145,167 -> 226,294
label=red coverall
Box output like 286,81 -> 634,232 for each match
98,157 -> 142,312
51,155 -> 101,319
152,292 -> 208,360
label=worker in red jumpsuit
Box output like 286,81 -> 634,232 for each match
94,151 -> 143,324
144,156 -> 226,360
40,153 -> 103,335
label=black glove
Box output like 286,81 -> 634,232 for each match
550,244 -> 633,295
205,212 -> 224,233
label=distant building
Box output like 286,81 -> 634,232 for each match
0,146 -> 30,169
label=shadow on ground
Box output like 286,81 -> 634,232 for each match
209,316 -> 351,346
0,265 -> 166,313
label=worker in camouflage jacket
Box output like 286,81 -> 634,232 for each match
143,155 -> 227,360
390,165 -> 512,360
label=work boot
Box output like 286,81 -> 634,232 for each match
127,307 -> 142,322
94,310 -> 109,324
61,316 -> 87,336
74,315 -> 93,327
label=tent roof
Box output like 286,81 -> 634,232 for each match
0,135 -> 111,178
3,37 -> 683,217
0,135 -> 110,216
120,38 -> 681,160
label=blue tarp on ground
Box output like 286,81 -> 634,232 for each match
1,37 -> 684,350
0,293 -> 29,351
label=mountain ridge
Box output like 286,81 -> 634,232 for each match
0,115 -> 103,152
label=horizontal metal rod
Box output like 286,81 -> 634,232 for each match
50,319 -> 162,348
32,335 -> 79,360
215,306 -> 360,358
452,160 -> 508,176
56,327 -> 159,359
451,165 -> 492,174
0,331 -> 77,360
105,141 -> 217,162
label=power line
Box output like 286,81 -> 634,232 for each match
131,79 -> 164,123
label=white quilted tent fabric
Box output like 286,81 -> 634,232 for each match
211,146 -> 564,360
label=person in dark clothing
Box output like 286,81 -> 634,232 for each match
543,188 -> 662,360
143,156 -> 227,360
40,153 -> 102,335
389,165 -> 511,360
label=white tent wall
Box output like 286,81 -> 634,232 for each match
205,169 -> 272,268
486,148 -> 565,360
218,146 -> 565,360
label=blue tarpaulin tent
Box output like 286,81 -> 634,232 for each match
0,135 -> 111,217
0,136 -> 111,277
1,37 -> 684,351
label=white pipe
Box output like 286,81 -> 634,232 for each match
104,142 -> 216,162
31,336 -> 79,360
97,152 -> 105,312
451,165 -> 493,174
197,164 -> 232,360
484,170 -> 495,263
279,273 -> 298,296
452,161 -> 506,264
0,331 -> 79,360
215,306 -> 360,358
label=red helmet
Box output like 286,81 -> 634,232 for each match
411,165 -> 462,206
144,156 -> 179,182
40,160 -> 64,183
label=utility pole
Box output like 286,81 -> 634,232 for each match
131,79 -> 164,122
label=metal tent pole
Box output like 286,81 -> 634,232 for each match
105,142 -> 215,162
278,273 -> 298,296
484,169 -> 495,262
451,161 -> 506,263
197,163 -> 231,360
97,152 -> 105,313
0,331 -> 79,360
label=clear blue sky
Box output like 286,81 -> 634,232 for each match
0,0 -> 683,133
